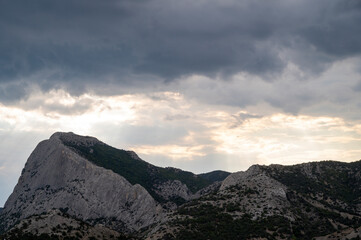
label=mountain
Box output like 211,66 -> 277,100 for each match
0,132 -> 162,234
0,132 -> 228,237
198,170 -> 231,183
56,132 -> 226,206
1,132 -> 361,239
148,163 -> 361,239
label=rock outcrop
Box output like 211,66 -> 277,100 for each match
220,165 -> 291,220
154,180 -> 193,202
0,132 -> 163,233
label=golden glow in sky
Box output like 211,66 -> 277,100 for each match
1,90 -> 360,175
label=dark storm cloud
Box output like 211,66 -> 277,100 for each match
302,0 -> 361,57
0,82 -> 29,103
0,0 -> 361,100
355,81 -> 361,92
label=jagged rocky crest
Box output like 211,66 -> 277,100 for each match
1,132 -> 361,240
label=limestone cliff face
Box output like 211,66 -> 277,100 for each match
0,132 -> 163,233
220,165 -> 265,190
154,180 -> 193,201
220,165 -> 291,220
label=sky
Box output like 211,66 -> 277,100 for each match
1,0 -> 361,207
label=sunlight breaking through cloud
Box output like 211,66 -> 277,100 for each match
1,91 -> 360,169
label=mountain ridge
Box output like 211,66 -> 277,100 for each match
147,160 -> 361,239
57,132 -> 230,205
0,132 -> 229,235
1,132 -> 361,239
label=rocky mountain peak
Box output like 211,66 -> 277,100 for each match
220,164 -> 266,190
0,133 -> 163,233
0,132 -> 230,236
51,132 -> 102,148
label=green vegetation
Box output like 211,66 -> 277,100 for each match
0,231 -> 131,240
0,211 -> 133,240
169,203 -> 293,240
264,161 -> 361,205
63,142 -> 215,203
198,170 -> 230,182
168,201 -> 343,240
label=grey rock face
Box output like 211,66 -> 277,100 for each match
154,180 -> 193,201
220,164 -> 291,220
220,165 -> 264,190
1,132 -> 163,233
154,180 -> 223,207
194,181 -> 222,197
52,132 -> 102,148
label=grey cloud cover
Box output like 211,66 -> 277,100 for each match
1,0 -> 361,100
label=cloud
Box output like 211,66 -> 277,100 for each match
169,57 -> 361,119
0,0 -> 361,103
164,114 -> 191,121
0,82 -> 29,103
355,80 -> 361,92
229,112 -> 263,128
301,1 -> 361,58
16,89 -> 98,115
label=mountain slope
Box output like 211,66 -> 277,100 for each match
1,210 -> 127,240
0,132 -> 229,235
0,132 -> 162,234
149,162 -> 361,239
59,132 -> 228,205
261,161 -> 361,209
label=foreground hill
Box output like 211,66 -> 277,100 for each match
1,132 -> 361,239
